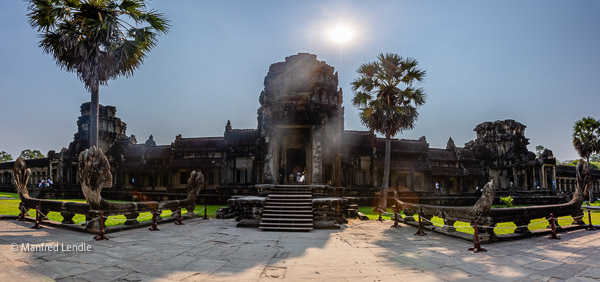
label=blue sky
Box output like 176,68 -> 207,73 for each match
1,0 -> 599,161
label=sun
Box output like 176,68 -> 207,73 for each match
329,25 -> 354,44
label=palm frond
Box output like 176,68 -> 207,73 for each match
28,0 -> 169,91
351,52 -> 427,138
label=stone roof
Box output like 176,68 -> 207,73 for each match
145,145 -> 171,160
456,148 -> 478,161
124,144 -> 145,159
173,137 -> 224,153
225,129 -> 259,147
556,165 -> 600,177
474,119 -> 526,132
376,138 -> 429,155
342,131 -> 374,154
428,149 -> 456,161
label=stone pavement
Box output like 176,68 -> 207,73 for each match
0,218 -> 599,281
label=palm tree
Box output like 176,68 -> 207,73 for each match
28,0 -> 169,148
352,53 -> 426,212
573,117 -> 600,201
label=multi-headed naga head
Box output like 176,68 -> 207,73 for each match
78,147 -> 112,209
12,157 -> 31,201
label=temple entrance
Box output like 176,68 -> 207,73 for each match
286,148 -> 306,183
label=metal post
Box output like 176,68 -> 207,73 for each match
391,206 -> 399,228
175,207 -> 184,225
149,209 -> 160,231
203,200 -> 208,220
94,211 -> 109,240
586,209 -> 596,231
31,205 -> 42,229
548,213 -> 560,239
414,211 -> 426,236
468,220 -> 487,253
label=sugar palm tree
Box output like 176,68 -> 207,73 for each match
28,0 -> 169,148
573,117 -> 600,201
352,53 -> 426,212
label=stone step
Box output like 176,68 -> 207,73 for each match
259,222 -> 313,227
259,226 -> 313,231
268,194 -> 312,198
261,219 -> 314,224
266,196 -> 312,203
263,209 -> 313,214
264,205 -> 313,209
270,190 -> 311,194
272,185 -> 311,188
260,186 -> 315,232
262,213 -> 312,220
264,201 -> 312,205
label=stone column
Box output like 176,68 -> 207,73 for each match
541,165 -> 546,189
552,166 -> 556,191
263,133 -> 276,184
512,167 -> 518,189
311,126 -> 323,184
410,170 -> 415,192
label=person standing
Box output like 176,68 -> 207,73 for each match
278,166 -> 285,184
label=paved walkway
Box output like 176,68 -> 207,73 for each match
0,218 -> 599,281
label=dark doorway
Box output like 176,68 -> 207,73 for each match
286,148 -> 306,181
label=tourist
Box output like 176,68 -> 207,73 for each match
435,181 -> 440,194
39,179 -> 45,189
299,171 -> 305,183
536,180 -> 540,189
296,171 -> 301,182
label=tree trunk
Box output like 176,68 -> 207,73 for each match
89,85 -> 99,149
378,134 -> 391,211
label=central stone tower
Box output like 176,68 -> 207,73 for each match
257,53 -> 343,184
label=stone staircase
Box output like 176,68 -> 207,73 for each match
259,185 -> 313,231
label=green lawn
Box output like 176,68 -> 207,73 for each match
0,193 -> 225,227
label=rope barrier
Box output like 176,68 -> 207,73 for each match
415,214 -> 587,230
194,207 -> 206,216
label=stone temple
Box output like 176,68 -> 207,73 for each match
1,53 -> 599,202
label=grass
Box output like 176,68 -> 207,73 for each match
0,193 -> 225,227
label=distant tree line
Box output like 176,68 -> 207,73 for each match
0,149 -> 46,163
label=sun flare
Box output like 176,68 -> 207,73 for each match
329,25 -> 354,44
